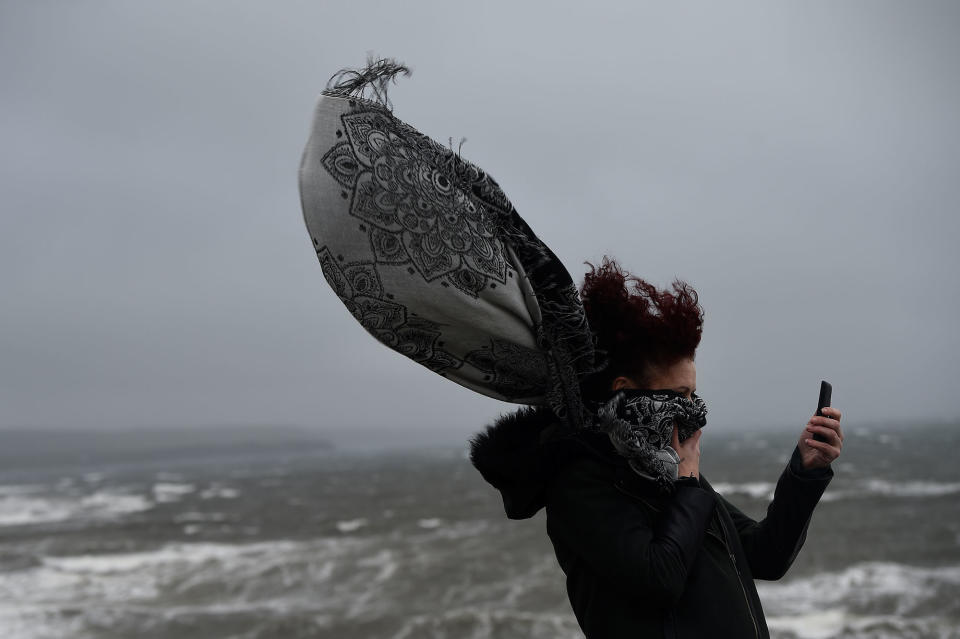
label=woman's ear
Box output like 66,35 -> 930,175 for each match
611,376 -> 637,391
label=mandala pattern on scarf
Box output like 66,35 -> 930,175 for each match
464,338 -> 550,400
303,59 -> 602,421
320,108 -> 508,299
315,244 -> 462,374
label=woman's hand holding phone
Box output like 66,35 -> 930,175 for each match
798,381 -> 844,470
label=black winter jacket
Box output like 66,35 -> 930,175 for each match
470,406 -> 833,639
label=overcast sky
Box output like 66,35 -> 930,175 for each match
2,1 -> 958,446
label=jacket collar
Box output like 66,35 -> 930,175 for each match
469,405 -> 558,519
471,404 -> 670,519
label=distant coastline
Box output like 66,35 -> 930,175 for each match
0,425 -> 333,475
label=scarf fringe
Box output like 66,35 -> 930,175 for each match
324,55 -> 411,111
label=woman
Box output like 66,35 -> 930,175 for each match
471,257 -> 843,638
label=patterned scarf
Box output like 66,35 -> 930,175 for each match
300,59 -> 711,490
299,57 -> 599,429
594,390 -> 708,492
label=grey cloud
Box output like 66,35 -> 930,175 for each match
1,1 -> 957,443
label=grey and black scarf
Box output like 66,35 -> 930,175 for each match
594,389 -> 708,493
299,56 -> 598,430
300,57 -> 705,486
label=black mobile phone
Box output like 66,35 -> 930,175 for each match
814,380 -> 832,443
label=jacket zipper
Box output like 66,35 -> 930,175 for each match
615,478 -> 761,638
615,480 -> 760,639
715,513 -> 760,639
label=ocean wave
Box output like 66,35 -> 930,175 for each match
152,482 -> 196,503
857,479 -> 960,498
711,481 -> 776,500
713,478 -> 960,502
0,537 -> 369,636
0,484 -> 46,496
42,541 -> 301,575
336,518 -> 368,533
390,608 -> 581,639
199,484 -> 240,499
78,491 -> 151,515
0,530 -> 568,638
416,519 -> 490,541
356,549 -> 397,582
759,561 -> 960,638
0,490 -> 151,527
0,496 -> 73,527
172,511 -> 227,523
817,478 -> 960,502
767,612 -> 960,639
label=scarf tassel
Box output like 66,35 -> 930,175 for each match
325,55 -> 412,111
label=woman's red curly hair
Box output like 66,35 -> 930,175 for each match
579,256 -> 704,399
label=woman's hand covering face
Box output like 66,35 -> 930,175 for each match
672,424 -> 702,480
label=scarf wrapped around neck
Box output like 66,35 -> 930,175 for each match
593,389 -> 708,493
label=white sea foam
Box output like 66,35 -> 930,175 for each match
0,490 -> 150,527
336,518 -> 367,533
418,518 -> 442,529
711,481 -> 776,500
758,561 -> 960,638
390,608 -> 582,639
356,549 -> 397,583
25,538 -> 949,639
199,484 -> 239,499
713,477 -> 960,503
78,491 -> 152,515
152,482 -> 195,503
0,484 -> 46,496
0,536 -> 368,633
0,496 -> 75,527
42,542 -> 291,575
172,511 -> 226,523
767,611 -> 960,639
0,490 -> 79,527
821,478 -> 960,502
0,537 -> 320,634
420,519 -> 490,541
859,478 -> 960,498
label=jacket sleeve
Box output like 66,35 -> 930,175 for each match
719,446 -> 833,580
545,459 -> 716,608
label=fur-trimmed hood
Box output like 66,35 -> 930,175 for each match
469,405 -> 561,519
469,405 -> 614,519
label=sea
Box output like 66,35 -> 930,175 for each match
0,420 -> 958,639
